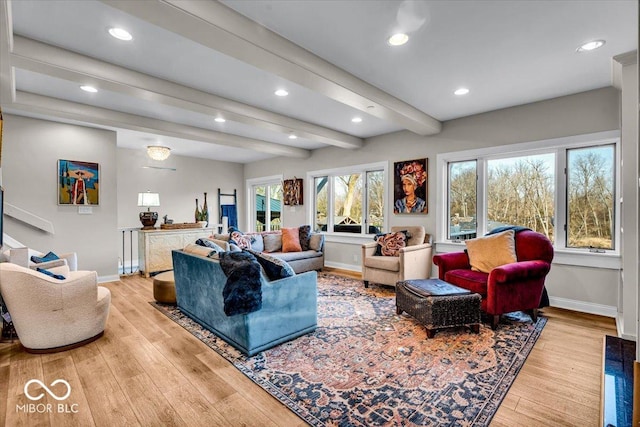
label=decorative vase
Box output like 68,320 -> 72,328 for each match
194,198 -> 200,223
203,192 -> 209,226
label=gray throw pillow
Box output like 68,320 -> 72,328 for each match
299,225 -> 312,251
248,233 -> 264,252
263,233 -> 282,253
309,233 -> 324,252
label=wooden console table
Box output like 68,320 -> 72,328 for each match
138,227 -> 215,277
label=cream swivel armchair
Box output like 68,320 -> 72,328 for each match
0,263 -> 111,353
361,226 -> 433,288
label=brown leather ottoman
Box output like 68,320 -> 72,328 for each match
153,271 -> 176,303
396,278 -> 481,338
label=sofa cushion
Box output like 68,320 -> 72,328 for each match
374,231 -> 409,256
183,243 -> 217,258
263,233 -> 282,253
364,255 -> 400,272
465,230 -> 517,273
195,238 -> 225,254
299,225 -> 312,251
282,227 -> 302,252
211,233 -> 230,242
245,248 -> 295,280
247,233 -> 264,252
444,269 -> 489,296
271,250 -> 322,262
309,233 -> 324,252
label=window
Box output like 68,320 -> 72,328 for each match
487,153 -> 555,241
438,132 -> 619,254
567,144 -> 615,249
448,160 -> 477,240
247,177 -> 282,232
309,162 -> 387,235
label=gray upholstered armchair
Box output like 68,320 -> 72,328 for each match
361,226 -> 433,288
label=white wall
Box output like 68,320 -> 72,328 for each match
244,87 -> 624,315
2,114 -> 118,279
116,148 -> 245,272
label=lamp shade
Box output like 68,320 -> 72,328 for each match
146,146 -> 171,161
138,192 -> 160,207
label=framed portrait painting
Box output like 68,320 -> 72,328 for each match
393,158 -> 428,214
58,160 -> 100,205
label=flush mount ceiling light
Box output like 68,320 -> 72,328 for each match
146,145 -> 171,161
351,117 -> 363,123
274,89 -> 289,97
288,134 -> 298,140
387,33 -> 409,46
577,40 -> 605,52
108,27 -> 133,41
80,85 -> 98,93
454,87 -> 470,96
214,117 -> 226,123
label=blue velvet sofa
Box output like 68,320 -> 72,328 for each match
171,250 -> 318,356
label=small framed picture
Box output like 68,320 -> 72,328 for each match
393,158 -> 428,214
283,178 -> 303,206
58,159 -> 100,205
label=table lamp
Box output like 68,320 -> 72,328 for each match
138,192 -> 160,229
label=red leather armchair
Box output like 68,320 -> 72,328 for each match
433,230 -> 553,329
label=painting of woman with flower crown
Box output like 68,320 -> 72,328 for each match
393,158 -> 428,214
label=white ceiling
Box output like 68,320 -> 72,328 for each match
0,0 -> 637,164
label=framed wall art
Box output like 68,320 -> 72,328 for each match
393,158 -> 428,214
58,159 -> 100,205
283,178 -> 303,206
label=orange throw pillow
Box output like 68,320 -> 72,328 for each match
281,227 -> 302,252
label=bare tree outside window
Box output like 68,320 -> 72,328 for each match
567,145 -> 615,249
487,154 -> 555,241
367,170 -> 384,234
448,161 -> 477,240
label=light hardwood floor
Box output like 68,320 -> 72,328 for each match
0,270 -> 616,427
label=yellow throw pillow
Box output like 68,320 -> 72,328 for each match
464,230 -> 517,273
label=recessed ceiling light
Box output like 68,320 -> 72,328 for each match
577,40 -> 605,52
80,85 -> 98,93
214,117 -> 226,123
108,27 -> 133,41
275,89 -> 289,97
288,134 -> 297,140
454,88 -> 470,96
351,117 -> 363,123
387,33 -> 409,46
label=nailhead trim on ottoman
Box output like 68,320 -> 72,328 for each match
396,278 -> 481,338
153,271 -> 176,303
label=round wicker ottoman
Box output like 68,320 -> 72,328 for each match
396,278 -> 481,338
153,271 -> 176,303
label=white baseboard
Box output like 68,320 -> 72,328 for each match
615,314 -> 638,341
324,261 -> 361,272
98,274 -> 121,284
549,296 -> 617,318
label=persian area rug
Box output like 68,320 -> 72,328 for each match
151,273 -> 546,426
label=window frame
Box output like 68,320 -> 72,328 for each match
436,130 -> 621,268
307,162 -> 389,239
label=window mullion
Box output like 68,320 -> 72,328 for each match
555,149 -> 568,248
476,158 -> 487,237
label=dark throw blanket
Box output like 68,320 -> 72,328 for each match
219,251 -> 262,316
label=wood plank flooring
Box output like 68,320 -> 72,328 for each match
0,270 -> 617,426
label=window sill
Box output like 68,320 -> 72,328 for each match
435,241 -> 621,270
